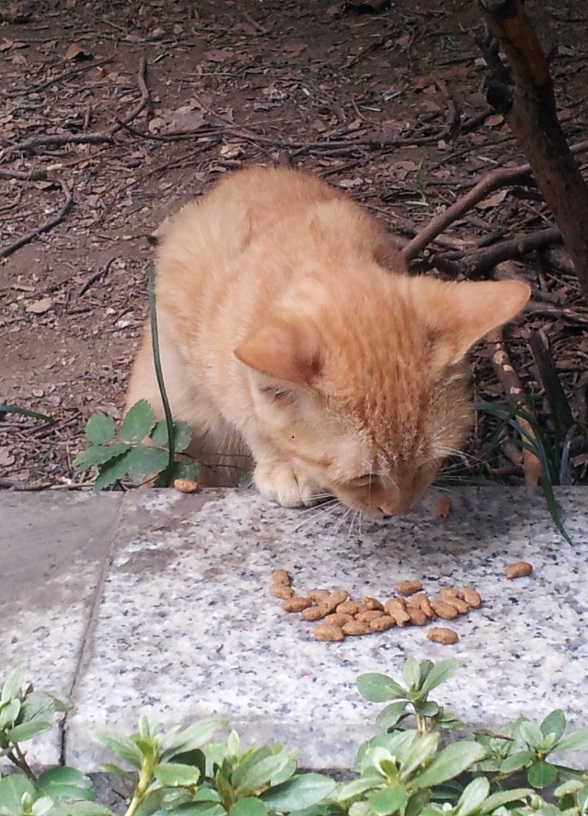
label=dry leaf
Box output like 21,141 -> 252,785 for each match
65,43 -> 93,61
477,189 -> 507,210
26,297 -> 53,315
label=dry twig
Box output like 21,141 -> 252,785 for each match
0,180 -> 73,259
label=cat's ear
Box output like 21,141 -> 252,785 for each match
425,279 -> 530,365
234,317 -> 323,386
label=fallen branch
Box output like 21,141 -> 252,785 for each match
78,257 -> 117,296
402,140 -> 588,262
0,180 -> 73,259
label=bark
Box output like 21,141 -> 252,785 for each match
479,0 -> 588,304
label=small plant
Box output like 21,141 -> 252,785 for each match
2,659 -> 588,816
73,399 -> 197,490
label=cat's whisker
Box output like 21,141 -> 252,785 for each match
292,498 -> 341,533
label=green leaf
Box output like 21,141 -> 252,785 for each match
400,733 -> 439,778
411,742 -> 485,788
260,774 -> 337,811
418,659 -> 459,696
93,450 -> 135,490
139,709 -> 160,741
0,699 -> 20,729
519,720 -> 544,750
36,766 -> 96,802
85,414 -> 116,445
540,710 -> 566,742
0,776 -> 34,815
124,445 -> 169,484
7,719 -> 52,742
402,658 -> 423,690
455,777 -> 490,816
527,761 -> 558,789
151,419 -> 171,447
92,727 -> 144,768
1,667 -> 25,703
31,796 -> 54,816
229,798 -> 269,816
120,400 -> 156,443
74,442 -> 133,472
100,763 -> 136,781
368,784 -> 408,816
174,421 -> 192,453
172,805 -> 226,816
479,788 -> 533,814
336,774 -> 383,803
134,788 -> 165,816
154,761 -> 201,787
554,728 -> 588,754
48,805 -> 116,816
163,716 -> 227,760
233,752 -> 291,794
356,674 -> 407,703
376,702 -> 408,732
500,751 -> 534,774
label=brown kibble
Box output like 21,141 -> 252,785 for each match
435,494 -> 453,518
324,612 -> 353,627
324,588 -> 349,613
336,600 -> 363,616
356,609 -> 384,623
370,615 -> 395,632
463,585 -> 482,609
406,605 -> 428,626
342,620 -> 372,636
282,596 -> 312,612
441,595 -> 469,615
301,605 -> 326,621
394,580 -> 423,596
411,593 -> 436,618
430,599 -> 459,620
364,597 -> 385,611
440,587 -> 462,600
504,561 -> 533,579
307,588 -> 331,603
315,624 -> 345,642
173,478 -> 200,493
271,569 -> 291,586
384,598 -> 411,626
427,627 -> 459,645
270,583 -> 295,599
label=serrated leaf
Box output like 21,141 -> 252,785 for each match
455,777 -> 490,816
154,762 -> 201,787
92,727 -> 144,768
261,773 -> 337,811
229,798 -> 269,816
163,716 -> 227,760
419,659 -> 459,695
1,667 -> 25,703
150,419 -> 171,447
368,784 -> 408,815
36,766 -> 95,802
412,742 -> 485,788
527,761 -> 558,789
93,450 -> 135,490
125,445 -> 169,484
500,750 -> 534,774
8,719 -> 52,742
85,414 -> 115,445
356,673 -> 407,703
555,728 -> 588,754
74,442 -> 132,473
120,400 -> 156,443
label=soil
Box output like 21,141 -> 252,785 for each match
1,0 -> 587,490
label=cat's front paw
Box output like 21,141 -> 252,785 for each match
254,460 -> 324,508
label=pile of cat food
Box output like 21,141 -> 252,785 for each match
269,569 -> 483,645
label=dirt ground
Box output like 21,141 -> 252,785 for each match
1,0 -> 587,489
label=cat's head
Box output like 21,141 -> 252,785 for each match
234,275 -> 530,516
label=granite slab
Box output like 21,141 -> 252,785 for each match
63,486 -> 588,771
0,491 -> 122,765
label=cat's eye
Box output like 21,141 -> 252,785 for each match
351,473 -> 378,488
259,385 -> 292,401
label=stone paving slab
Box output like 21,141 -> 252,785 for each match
53,486 -> 587,771
1,491 -> 122,765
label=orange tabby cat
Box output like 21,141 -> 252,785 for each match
126,165 -> 530,516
